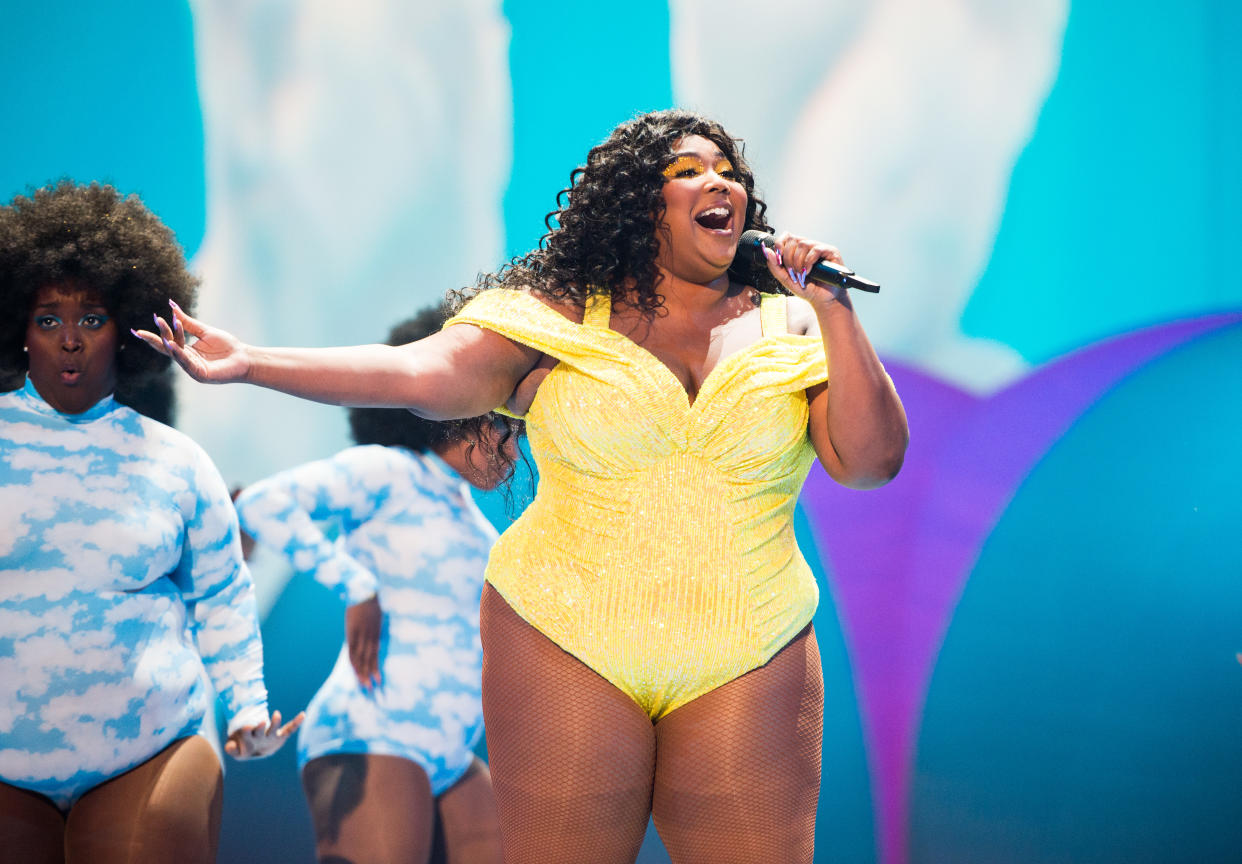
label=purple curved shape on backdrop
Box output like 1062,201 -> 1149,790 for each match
799,312 -> 1242,864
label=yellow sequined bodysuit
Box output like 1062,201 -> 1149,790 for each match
447,289 -> 829,719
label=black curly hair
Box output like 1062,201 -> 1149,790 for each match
348,305 -> 523,486
0,180 -> 197,424
449,109 -> 780,314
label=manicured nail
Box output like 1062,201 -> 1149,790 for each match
799,268 -> 809,287
130,328 -> 141,339
169,299 -> 181,311
787,267 -> 799,283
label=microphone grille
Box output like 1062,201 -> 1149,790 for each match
730,230 -> 774,280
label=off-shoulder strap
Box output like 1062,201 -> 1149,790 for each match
759,292 -> 787,337
445,289 -> 615,365
582,291 -> 611,328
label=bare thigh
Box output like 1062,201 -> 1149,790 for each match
435,757 -> 502,864
651,626 -> 824,864
480,583 -> 656,864
0,782 -> 64,864
302,752 -> 436,864
64,736 -> 223,864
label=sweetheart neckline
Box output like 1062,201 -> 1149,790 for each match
589,325 -> 780,410
488,289 -> 822,420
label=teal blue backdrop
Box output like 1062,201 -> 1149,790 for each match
2,2 -> 1239,862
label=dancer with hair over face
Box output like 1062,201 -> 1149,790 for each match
139,109 -> 908,863
234,306 -> 508,864
0,181 -> 301,864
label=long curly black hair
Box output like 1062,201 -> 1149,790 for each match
448,109 -> 780,314
348,305 -> 523,485
0,180 -> 197,424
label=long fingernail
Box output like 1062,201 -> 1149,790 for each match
169,299 -> 181,312
799,268 -> 809,287
130,328 -> 141,339
787,267 -> 799,282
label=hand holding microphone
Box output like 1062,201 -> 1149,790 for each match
732,229 -> 880,293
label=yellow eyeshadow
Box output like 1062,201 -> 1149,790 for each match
661,155 -> 737,180
662,156 -> 704,179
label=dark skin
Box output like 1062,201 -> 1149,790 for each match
135,128 -> 907,861
24,283 -> 119,415
23,282 -> 304,756
136,135 -> 907,487
344,423 -> 517,690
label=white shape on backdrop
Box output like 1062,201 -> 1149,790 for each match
185,0 -> 512,486
670,0 -> 1068,393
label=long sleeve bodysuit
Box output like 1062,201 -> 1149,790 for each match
0,379 -> 269,810
234,445 -> 496,794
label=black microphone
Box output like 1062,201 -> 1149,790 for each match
733,230 -> 880,293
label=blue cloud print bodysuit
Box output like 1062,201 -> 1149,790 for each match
0,379 -> 270,810
234,444 -> 496,794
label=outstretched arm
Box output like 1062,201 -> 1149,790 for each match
133,302 -> 540,420
762,233 -> 909,489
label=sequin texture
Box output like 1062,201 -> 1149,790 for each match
446,289 -> 829,719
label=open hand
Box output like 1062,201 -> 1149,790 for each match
225,709 -> 305,760
132,301 -> 253,384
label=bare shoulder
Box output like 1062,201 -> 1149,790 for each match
785,294 -> 821,337
528,286 -> 587,325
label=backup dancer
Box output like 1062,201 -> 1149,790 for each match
235,306 -> 508,863
0,181 -> 300,864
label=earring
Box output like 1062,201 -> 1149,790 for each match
22,346 -> 27,353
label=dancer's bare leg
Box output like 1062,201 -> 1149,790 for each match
435,757 -> 502,863
0,782 -> 64,864
64,735 -> 223,864
480,584 -> 656,864
302,752 -> 436,864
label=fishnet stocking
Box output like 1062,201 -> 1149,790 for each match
480,585 -> 822,864
481,585 -> 655,864
653,626 -> 822,864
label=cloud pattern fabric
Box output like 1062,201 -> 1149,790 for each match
234,445 -> 496,794
0,379 -> 269,809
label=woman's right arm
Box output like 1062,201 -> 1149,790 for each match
135,302 -> 539,420
234,450 -> 383,607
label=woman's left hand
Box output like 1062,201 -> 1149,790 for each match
759,232 -> 848,308
346,595 -> 383,691
225,709 -> 305,760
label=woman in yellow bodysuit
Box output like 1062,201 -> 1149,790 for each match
138,110 -> 908,863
